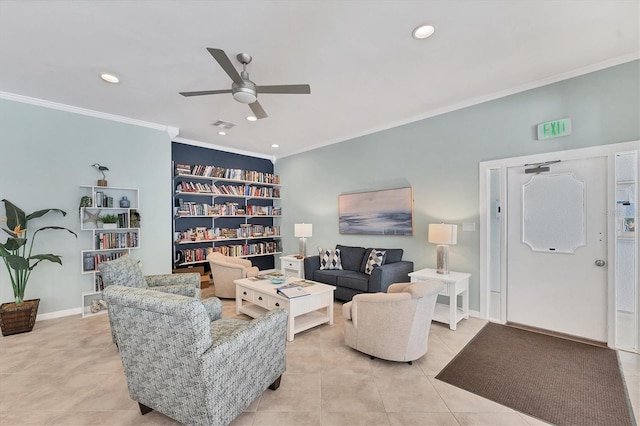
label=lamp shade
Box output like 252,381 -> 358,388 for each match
428,224 -> 457,245
294,223 -> 313,238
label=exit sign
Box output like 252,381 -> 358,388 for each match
537,118 -> 572,140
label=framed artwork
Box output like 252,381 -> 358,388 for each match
339,187 -> 413,235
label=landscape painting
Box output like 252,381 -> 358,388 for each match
339,187 -> 413,235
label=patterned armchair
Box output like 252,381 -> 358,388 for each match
98,255 -> 202,343
342,280 -> 444,363
103,285 -> 288,426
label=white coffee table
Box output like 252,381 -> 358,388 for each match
234,277 -> 336,341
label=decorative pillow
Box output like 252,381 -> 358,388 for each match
364,249 -> 386,275
98,255 -> 147,288
319,248 -> 343,270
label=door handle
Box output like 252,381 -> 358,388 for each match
595,259 -> 606,267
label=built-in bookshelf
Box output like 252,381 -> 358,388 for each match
172,163 -> 282,268
79,185 -> 141,318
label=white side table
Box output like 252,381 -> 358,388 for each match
409,268 -> 470,330
280,255 -> 305,278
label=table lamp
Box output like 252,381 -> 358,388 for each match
428,223 -> 458,274
294,223 -> 313,258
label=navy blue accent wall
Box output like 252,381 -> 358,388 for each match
172,142 -> 274,173
171,142 -> 276,271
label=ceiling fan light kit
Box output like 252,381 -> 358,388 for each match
232,86 -> 257,104
180,48 -> 311,120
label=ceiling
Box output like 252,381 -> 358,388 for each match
0,1 -> 638,159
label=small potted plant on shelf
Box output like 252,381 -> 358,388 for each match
99,214 -> 119,229
0,199 -> 77,336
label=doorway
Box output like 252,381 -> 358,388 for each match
479,141 -> 639,351
506,157 -> 607,342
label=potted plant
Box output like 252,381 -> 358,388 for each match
0,199 -> 77,336
99,214 -> 119,229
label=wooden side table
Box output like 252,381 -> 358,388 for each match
280,255 -> 305,278
409,268 -> 470,330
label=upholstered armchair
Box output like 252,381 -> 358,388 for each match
207,251 -> 259,298
103,285 -> 288,426
342,279 -> 444,363
98,255 -> 202,343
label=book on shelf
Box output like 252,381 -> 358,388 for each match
95,231 -> 139,249
117,212 -> 129,228
175,164 -> 191,175
174,163 -> 280,184
277,283 -> 309,299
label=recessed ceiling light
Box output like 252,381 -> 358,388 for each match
412,24 -> 435,39
218,131 -> 226,136
271,144 -> 279,148
100,73 -> 119,84
246,116 -> 257,122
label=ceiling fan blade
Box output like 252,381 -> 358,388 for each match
256,84 -> 311,94
179,89 -> 232,97
207,48 -> 244,85
249,101 -> 268,119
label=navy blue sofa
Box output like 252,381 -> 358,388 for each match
303,244 -> 414,301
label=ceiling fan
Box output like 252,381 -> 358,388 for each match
179,48 -> 311,120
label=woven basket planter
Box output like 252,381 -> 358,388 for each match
0,299 -> 40,336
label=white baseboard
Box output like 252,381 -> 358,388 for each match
469,309 -> 482,319
37,307 -> 82,321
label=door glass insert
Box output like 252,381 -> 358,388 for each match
522,173 -> 586,253
489,168 -> 501,321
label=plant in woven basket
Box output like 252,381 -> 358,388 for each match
0,199 -> 77,304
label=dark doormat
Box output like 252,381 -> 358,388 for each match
435,323 -> 636,426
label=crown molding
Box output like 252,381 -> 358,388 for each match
278,53 -> 640,159
0,91 -> 179,139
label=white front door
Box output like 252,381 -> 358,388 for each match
506,156 -> 608,342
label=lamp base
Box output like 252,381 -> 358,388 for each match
436,244 -> 450,274
298,237 -> 307,259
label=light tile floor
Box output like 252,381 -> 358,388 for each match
1,294 -> 638,426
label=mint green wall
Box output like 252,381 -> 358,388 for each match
0,99 -> 172,315
276,60 -> 640,312
1,61 -> 637,316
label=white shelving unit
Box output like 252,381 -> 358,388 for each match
172,170 -> 282,268
79,185 -> 141,318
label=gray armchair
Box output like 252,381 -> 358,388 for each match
342,280 -> 444,363
98,254 -> 202,343
103,285 -> 288,426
